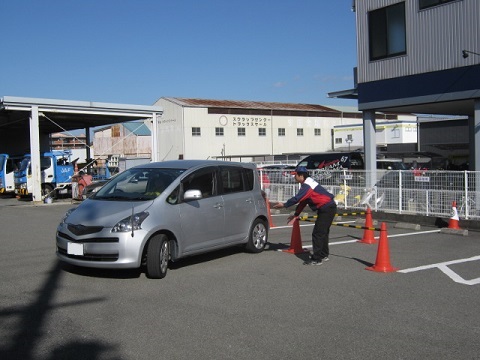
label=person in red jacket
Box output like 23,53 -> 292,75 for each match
77,171 -> 93,199
273,166 -> 337,265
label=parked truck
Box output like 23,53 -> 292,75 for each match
14,151 -> 74,199
0,154 -> 22,195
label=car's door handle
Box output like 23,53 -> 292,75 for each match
214,203 -> 223,209
245,198 -> 253,203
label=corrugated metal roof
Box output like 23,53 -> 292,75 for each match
162,97 -> 339,113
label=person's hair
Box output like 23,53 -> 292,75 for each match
297,171 -> 309,179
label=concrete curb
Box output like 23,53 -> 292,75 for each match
439,228 -> 469,236
395,222 -> 421,230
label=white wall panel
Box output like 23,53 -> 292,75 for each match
356,0 -> 479,83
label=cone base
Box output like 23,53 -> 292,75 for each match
366,265 -> 398,273
281,248 -> 309,254
447,221 -> 461,230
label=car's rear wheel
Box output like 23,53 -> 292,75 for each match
246,218 -> 268,253
146,234 -> 169,279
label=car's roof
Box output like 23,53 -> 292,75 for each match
260,164 -> 295,168
133,159 -> 255,170
377,158 -> 403,162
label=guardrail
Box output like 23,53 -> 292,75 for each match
259,169 -> 480,220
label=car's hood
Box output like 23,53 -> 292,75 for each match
65,199 -> 153,227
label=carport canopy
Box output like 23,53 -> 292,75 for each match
0,96 -> 163,203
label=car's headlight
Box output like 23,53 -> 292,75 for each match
61,208 -> 76,224
112,211 -> 149,232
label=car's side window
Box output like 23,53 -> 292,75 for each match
220,167 -> 244,194
244,168 -> 254,191
166,185 -> 180,204
182,167 -> 216,198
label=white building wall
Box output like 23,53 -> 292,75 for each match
157,100 -> 185,161
70,148 -> 89,164
333,121 -> 417,150
157,98 -> 366,161
93,125 -> 151,160
356,0 -> 479,83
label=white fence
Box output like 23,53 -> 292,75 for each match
259,169 -> 480,220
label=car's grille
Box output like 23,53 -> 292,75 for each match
67,224 -> 104,236
57,231 -> 119,243
57,247 -> 119,262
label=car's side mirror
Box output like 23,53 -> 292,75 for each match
183,189 -> 202,201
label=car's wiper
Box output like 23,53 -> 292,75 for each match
129,196 -> 154,201
95,195 -> 131,201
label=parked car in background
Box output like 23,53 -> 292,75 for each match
56,160 -> 269,279
82,178 -> 110,199
297,152 -> 407,171
258,164 -> 296,184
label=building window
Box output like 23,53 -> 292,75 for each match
278,128 -> 285,136
369,2 -> 406,61
419,0 -> 456,10
192,127 -> 201,136
238,128 -> 246,136
258,128 -> 266,136
297,128 -> 304,136
335,138 -> 343,144
215,127 -> 224,136
111,125 -> 121,137
314,129 -> 321,136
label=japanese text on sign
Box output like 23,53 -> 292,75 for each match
232,117 -> 268,127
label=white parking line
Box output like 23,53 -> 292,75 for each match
270,221 -> 355,230
387,229 -> 441,237
399,255 -> 480,286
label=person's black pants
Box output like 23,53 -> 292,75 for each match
311,203 -> 337,260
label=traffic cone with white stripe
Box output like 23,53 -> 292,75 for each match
448,201 -> 461,230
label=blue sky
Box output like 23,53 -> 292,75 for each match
1,0 -> 357,108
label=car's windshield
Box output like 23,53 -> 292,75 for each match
392,162 -> 408,170
0,155 -> 6,171
18,157 -> 30,172
93,167 -> 185,201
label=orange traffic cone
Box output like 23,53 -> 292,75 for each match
366,222 -> 398,273
358,207 -> 377,244
265,198 -> 275,228
447,201 -> 461,230
282,217 -> 309,254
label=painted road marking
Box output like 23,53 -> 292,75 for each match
399,255 -> 480,285
271,218 -> 479,285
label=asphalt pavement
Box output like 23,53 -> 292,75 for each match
1,196 -> 479,359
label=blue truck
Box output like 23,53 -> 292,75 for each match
14,151 -> 74,199
0,154 -> 22,195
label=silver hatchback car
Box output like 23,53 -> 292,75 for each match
56,160 -> 269,279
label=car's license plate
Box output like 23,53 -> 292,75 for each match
67,242 -> 84,255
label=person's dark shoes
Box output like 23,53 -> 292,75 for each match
303,259 -> 323,266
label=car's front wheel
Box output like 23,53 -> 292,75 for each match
146,234 -> 170,279
245,218 -> 268,253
